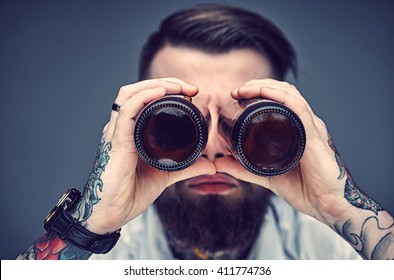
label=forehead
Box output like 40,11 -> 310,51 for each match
149,46 -> 272,109
149,45 -> 272,87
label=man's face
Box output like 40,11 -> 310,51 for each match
150,45 -> 273,254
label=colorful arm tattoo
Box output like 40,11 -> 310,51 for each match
75,133 -> 112,223
17,232 -> 92,260
17,133 -> 112,260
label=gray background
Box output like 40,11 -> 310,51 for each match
1,0 -> 393,259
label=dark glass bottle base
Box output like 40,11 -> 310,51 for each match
134,96 -> 208,171
231,101 -> 306,176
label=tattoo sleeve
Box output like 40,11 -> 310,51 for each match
75,132 -> 112,224
17,133 -> 112,260
328,133 -> 394,259
16,232 -> 92,260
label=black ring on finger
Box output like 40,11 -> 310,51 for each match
112,103 -> 121,112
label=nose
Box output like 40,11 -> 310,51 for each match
201,111 -> 228,162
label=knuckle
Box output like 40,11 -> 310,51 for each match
118,85 -> 128,93
262,78 -> 277,83
244,79 -> 261,85
162,77 -> 182,84
102,122 -> 110,133
118,85 -> 130,97
315,117 -> 328,134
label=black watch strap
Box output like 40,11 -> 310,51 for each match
44,188 -> 120,254
48,210 -> 120,254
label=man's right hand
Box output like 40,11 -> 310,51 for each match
76,78 -> 216,235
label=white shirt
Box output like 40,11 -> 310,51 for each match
91,196 -> 361,260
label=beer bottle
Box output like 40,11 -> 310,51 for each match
219,98 -> 306,176
134,95 -> 208,171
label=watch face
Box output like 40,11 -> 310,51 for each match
44,188 -> 81,225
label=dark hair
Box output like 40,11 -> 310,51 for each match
138,3 -> 297,80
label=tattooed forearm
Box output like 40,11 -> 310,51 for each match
327,133 -> 346,180
334,217 -> 394,260
328,133 -> 394,259
344,179 -> 384,215
17,133 -> 112,260
16,232 -> 92,260
328,133 -> 384,214
75,132 -> 112,222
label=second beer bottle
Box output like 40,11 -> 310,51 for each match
134,95 -> 208,171
219,98 -> 306,176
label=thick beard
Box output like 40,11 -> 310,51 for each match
154,178 -> 272,256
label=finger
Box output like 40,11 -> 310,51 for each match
115,78 -> 198,105
237,79 -> 314,121
233,84 -> 322,141
160,77 -> 199,97
107,78 -> 199,140
243,79 -> 297,92
237,84 -> 313,120
111,87 -> 167,148
248,84 -> 321,138
258,86 -> 321,139
232,84 -> 305,115
102,122 -> 111,141
105,110 -> 121,141
233,82 -> 302,101
232,81 -> 305,109
106,84 -> 168,143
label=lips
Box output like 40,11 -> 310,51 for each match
188,173 -> 238,194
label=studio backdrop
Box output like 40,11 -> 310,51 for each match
0,0 -> 393,259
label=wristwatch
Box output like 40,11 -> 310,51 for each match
44,188 -> 120,254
